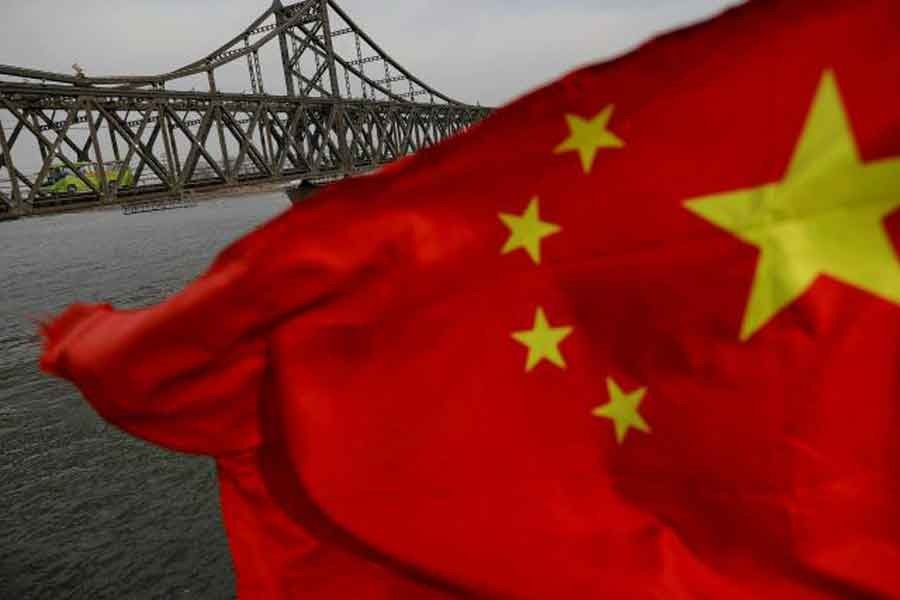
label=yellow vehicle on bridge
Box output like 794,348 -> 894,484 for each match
41,161 -> 135,194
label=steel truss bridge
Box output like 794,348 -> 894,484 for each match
0,0 -> 489,218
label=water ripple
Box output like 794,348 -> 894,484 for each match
0,193 -> 289,599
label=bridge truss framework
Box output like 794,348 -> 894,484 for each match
0,0 -> 489,217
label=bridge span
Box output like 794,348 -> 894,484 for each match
0,0 -> 490,218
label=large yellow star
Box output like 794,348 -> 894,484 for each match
553,105 -> 625,173
593,377 -> 650,445
685,70 -> 900,341
499,197 -> 561,264
511,307 -> 573,372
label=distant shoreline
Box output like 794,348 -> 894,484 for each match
1,182 -> 290,222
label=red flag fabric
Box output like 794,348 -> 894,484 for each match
41,0 -> 900,597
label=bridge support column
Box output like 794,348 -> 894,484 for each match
217,106 -> 233,183
274,1 -> 297,98
0,113 -> 24,215
31,112 -> 49,165
158,102 -> 180,196
108,123 -> 122,163
318,0 -> 352,173
207,69 -> 233,183
85,99 -> 111,204
262,112 -> 272,175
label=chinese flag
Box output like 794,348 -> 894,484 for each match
41,0 -> 900,597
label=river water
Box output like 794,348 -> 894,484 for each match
0,193 -> 290,599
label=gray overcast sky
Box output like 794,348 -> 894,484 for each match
0,0 -> 743,105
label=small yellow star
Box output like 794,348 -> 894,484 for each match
499,197 -> 562,264
511,307 -> 573,372
593,377 -> 651,444
554,105 -> 625,173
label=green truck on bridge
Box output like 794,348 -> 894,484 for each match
41,161 -> 135,194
